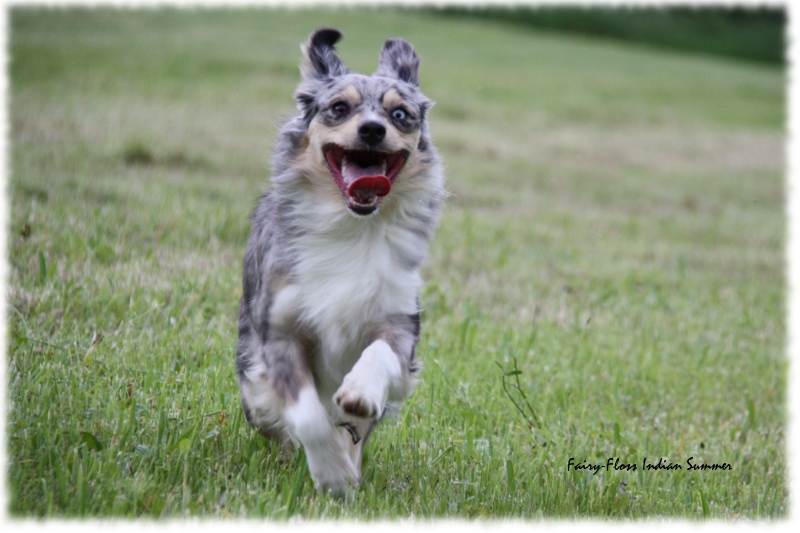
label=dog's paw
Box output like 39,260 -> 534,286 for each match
334,340 -> 400,419
309,458 -> 359,499
334,380 -> 383,419
304,434 -> 360,498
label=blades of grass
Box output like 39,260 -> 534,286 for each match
38,252 -> 47,284
430,445 -> 453,466
80,431 -> 103,452
430,358 -> 472,408
506,455 -> 516,492
156,408 -> 167,449
495,357 -> 542,428
117,399 -> 137,451
698,489 -> 709,518
181,457 -> 190,517
281,463 -> 305,518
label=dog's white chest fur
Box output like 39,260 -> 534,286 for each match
278,211 -> 422,380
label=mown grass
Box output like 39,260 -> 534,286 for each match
6,7 -> 786,520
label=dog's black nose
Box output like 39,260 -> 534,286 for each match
358,121 -> 386,146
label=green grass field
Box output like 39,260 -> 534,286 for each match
6,7 -> 786,519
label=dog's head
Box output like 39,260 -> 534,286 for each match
290,28 -> 435,217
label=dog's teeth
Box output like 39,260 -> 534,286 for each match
341,154 -> 348,173
381,159 -> 387,175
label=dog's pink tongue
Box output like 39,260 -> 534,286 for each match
347,176 -> 392,203
342,159 -> 391,203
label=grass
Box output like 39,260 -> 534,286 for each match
431,5 -> 786,65
6,7 -> 786,520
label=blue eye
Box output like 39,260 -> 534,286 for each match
392,108 -> 408,121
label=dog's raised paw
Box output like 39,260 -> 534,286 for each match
334,385 -> 381,419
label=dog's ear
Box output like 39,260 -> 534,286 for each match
375,38 -> 420,86
301,28 -> 349,81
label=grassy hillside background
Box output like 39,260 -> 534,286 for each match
6,7 -> 786,519
432,6 -> 786,65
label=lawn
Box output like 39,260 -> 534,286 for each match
6,7 -> 786,519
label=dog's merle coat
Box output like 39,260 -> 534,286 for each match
236,28 -> 444,496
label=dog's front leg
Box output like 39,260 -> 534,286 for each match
334,315 -> 421,468
335,340 -> 404,419
284,385 -> 359,497
240,336 -> 358,497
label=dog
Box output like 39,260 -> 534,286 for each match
235,28 -> 444,497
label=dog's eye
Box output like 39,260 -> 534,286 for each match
331,102 -> 350,117
391,108 -> 408,121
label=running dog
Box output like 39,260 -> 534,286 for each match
236,28 -> 444,497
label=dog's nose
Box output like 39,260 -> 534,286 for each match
358,121 -> 386,146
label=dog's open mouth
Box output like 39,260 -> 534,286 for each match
324,145 -> 407,215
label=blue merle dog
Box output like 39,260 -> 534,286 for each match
236,28 -> 445,496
